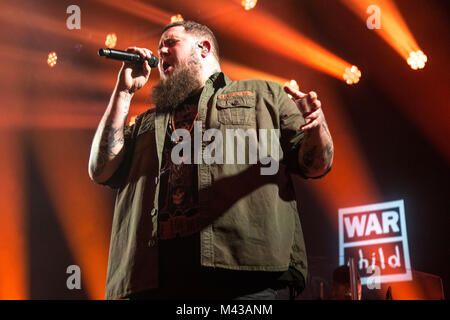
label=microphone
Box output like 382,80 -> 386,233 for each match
98,48 -> 159,68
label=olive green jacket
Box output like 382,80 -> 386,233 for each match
101,72 -> 313,300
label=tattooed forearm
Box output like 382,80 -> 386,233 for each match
322,122 -> 332,140
301,144 -> 317,169
324,143 -> 333,166
101,125 -> 124,156
88,89 -> 133,181
299,142 -> 333,176
92,149 -> 107,178
91,124 -> 125,178
298,128 -> 334,177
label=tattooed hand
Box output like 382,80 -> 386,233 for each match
284,85 -> 334,178
283,86 -> 327,132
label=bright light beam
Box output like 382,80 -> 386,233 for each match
31,131 -> 112,300
95,0 -> 172,26
101,0 -> 360,83
206,3 -> 361,83
0,130 -> 28,299
0,3 -> 108,45
222,59 -> 290,84
341,0 -> 427,69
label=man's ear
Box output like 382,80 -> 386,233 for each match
199,40 -> 212,58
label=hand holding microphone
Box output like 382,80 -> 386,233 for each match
101,47 -> 156,95
98,47 -> 159,68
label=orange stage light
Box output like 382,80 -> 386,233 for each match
407,50 -> 427,70
105,33 -> 117,49
343,65 -> 362,85
47,52 -> 57,67
170,14 -> 184,24
241,0 -> 258,11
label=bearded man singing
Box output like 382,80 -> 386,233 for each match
89,21 -> 334,300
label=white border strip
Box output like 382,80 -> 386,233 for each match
342,236 -> 404,248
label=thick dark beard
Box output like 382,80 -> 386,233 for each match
151,57 -> 202,112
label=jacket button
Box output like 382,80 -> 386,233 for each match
155,176 -> 158,185
150,208 -> 157,216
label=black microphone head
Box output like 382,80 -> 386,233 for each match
148,55 -> 159,68
98,48 -> 110,56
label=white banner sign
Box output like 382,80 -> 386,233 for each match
339,200 -> 412,285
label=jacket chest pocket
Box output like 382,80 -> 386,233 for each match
216,95 -> 256,126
